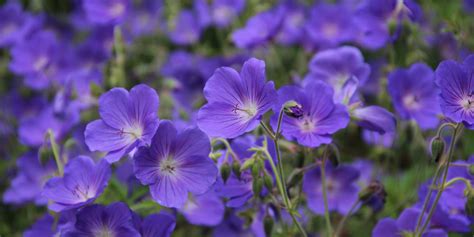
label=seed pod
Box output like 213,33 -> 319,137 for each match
220,162 -> 231,183
253,179 -> 263,197
252,162 -> 260,178
263,172 -> 273,191
240,157 -> 255,171
232,160 -> 241,179
430,136 -> 445,163
263,215 -> 274,236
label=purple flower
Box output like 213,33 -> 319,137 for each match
133,121 -> 217,208
435,55 -> 474,125
231,8 -> 283,49
352,106 -> 397,134
197,58 -> 277,138
179,190 -> 225,226
388,63 -> 441,129
271,81 -> 350,147
85,84 -> 159,163
303,46 -> 370,104
140,212 -> 176,237
210,0 -> 245,28
304,4 -> 355,49
303,164 -> 360,215
24,212 -> 73,237
168,10 -> 203,46
124,0 -> 163,37
9,31 -> 63,89
362,129 -> 395,148
3,152 -> 56,205
63,202 -> 140,237
0,3 -> 31,48
275,2 -> 306,45
82,0 -> 130,25
43,156 -> 111,212
353,12 -> 390,50
372,207 -> 448,237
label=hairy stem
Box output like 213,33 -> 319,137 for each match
334,200 -> 360,237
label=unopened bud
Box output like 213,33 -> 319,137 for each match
263,215 -> 274,236
430,136 -> 445,163
240,157 -> 255,171
465,188 -> 474,216
38,147 -> 53,166
209,152 -> 222,162
468,165 -> 474,176
252,161 -> 261,178
232,160 -> 241,179
283,100 -> 304,118
263,172 -> 273,191
220,162 -> 231,183
253,179 -> 263,197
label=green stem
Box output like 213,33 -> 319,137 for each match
417,123 -> 462,236
212,138 -> 238,162
334,200 -> 360,237
320,155 -> 334,237
47,130 -> 63,176
443,177 -> 473,190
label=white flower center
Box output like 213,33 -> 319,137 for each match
232,102 -> 259,122
159,158 -> 178,176
402,94 -> 420,110
461,96 -> 474,111
322,23 -> 339,38
109,2 -> 125,17
298,117 -> 316,133
33,56 -> 49,71
94,227 -> 115,237
122,122 -> 144,142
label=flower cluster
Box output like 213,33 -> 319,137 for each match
1,1 -> 474,237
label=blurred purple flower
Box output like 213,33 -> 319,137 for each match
352,106 -> 397,134
82,0 -> 130,25
3,152 -> 56,205
85,84 -> 159,163
197,58 -> 277,138
372,207 -> 448,237
133,121 -> 217,208
303,164 -> 360,215
303,46 -> 370,104
124,0 -> 163,37
435,55 -> 474,125
388,63 -> 441,130
63,202 -> 140,237
0,2 -> 32,48
231,7 -> 283,49
140,212 -> 176,237
305,4 -> 355,49
168,10 -> 203,46
210,0 -> 245,28
43,156 -> 111,212
271,81 -> 350,147
275,2 -> 306,45
179,190 -> 225,226
362,129 -> 396,148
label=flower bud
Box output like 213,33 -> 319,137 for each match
468,165 -> 474,176
465,188 -> 474,216
264,215 -> 274,236
430,136 -> 445,163
283,100 -> 304,118
359,180 -> 387,204
209,152 -> 222,162
232,160 -> 241,179
263,172 -> 273,191
253,179 -> 263,197
38,146 -> 53,166
240,157 -> 255,171
252,161 -> 261,179
220,162 -> 231,183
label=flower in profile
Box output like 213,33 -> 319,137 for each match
82,0 -> 130,25
3,152 -> 56,205
85,84 -> 159,163
352,106 -> 397,134
43,156 -> 111,212
231,8 -> 283,49
133,121 -> 217,208
271,81 -> 350,147
435,55 -> 474,125
303,164 -> 360,215
303,46 -> 370,104
140,212 -> 176,237
197,58 -> 277,138
372,207 -> 448,237
63,202 -> 140,237
388,63 -> 441,130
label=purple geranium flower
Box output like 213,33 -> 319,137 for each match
435,55 -> 474,125
303,46 -> 370,104
85,84 -> 159,163
0,2 -> 31,48
82,0 -> 130,25
231,8 -> 283,49
275,2 -> 306,45
388,63 -> 441,129
303,163 -> 360,215
372,207 -> 448,237
43,156 -> 111,212
133,121 -> 217,208
271,81 -> 350,147
304,4 -> 355,49
3,152 -> 56,205
352,106 -> 397,134
179,190 -> 225,226
63,202 -> 140,237
197,58 -> 277,138
210,0 -> 245,28
168,10 -> 203,46
140,212 -> 176,237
